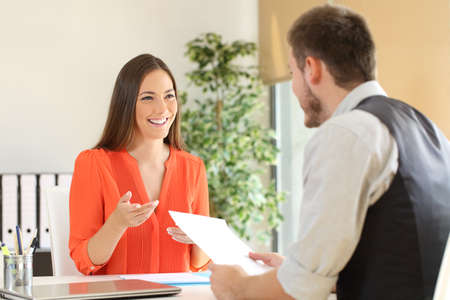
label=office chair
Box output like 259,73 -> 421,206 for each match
46,186 -> 81,276
433,233 -> 450,300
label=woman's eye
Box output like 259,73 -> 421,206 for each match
141,96 -> 153,101
165,94 -> 176,100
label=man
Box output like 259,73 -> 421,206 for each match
209,4 -> 450,300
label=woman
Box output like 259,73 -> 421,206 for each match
69,54 -> 210,275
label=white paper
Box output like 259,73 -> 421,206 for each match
169,210 -> 272,275
120,272 -> 210,285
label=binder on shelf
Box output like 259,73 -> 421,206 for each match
57,174 -> 72,189
2,175 -> 18,249
39,174 -> 56,249
20,175 -> 37,246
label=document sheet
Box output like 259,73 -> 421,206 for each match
120,272 -> 210,286
169,210 -> 272,275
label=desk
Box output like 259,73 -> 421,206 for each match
34,275 -> 215,300
33,275 -> 337,299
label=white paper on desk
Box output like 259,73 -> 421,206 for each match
169,210 -> 272,275
120,272 -> 210,284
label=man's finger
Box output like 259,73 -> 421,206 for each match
208,263 -> 217,271
249,252 -> 269,261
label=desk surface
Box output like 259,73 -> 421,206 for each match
34,275 -> 215,300
33,275 -> 337,300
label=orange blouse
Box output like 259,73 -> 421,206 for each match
69,147 -> 209,275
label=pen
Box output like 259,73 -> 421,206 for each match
30,238 -> 38,255
15,225 -> 23,255
24,229 -> 38,255
14,228 -> 19,255
1,242 -> 11,256
25,237 -> 38,256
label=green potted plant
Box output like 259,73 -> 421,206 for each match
181,33 -> 284,243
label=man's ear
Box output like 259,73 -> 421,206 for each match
304,56 -> 322,85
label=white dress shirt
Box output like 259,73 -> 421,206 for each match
277,81 -> 399,300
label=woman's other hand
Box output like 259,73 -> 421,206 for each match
111,191 -> 158,229
166,227 -> 194,244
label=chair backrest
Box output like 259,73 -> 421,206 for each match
434,233 -> 450,300
46,186 -> 81,276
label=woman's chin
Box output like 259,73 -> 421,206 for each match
143,132 -> 170,142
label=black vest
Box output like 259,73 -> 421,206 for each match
337,96 -> 450,300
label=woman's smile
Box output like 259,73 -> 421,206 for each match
148,117 -> 170,126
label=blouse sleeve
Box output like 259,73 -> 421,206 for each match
69,150 -> 106,275
190,159 -> 211,271
191,159 -> 210,217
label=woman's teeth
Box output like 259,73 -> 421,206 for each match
148,118 -> 168,125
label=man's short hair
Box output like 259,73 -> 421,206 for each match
288,4 -> 376,89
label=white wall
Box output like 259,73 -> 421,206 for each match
0,0 -> 257,173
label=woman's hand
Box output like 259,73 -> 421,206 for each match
166,227 -> 194,244
249,252 -> 285,268
111,191 -> 158,229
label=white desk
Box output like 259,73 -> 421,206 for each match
33,275 -> 337,299
33,275 -> 215,300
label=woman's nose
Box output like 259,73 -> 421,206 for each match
153,97 -> 168,112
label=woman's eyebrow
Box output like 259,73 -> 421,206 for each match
138,91 -> 155,96
138,89 -> 174,96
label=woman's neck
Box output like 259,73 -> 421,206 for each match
127,138 -> 169,166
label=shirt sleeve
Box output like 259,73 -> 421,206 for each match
69,150 -> 106,275
191,159 -> 210,217
277,116 -> 398,300
190,159 -> 211,271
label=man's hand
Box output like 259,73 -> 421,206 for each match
209,264 -> 248,300
249,252 -> 285,268
110,191 -> 158,229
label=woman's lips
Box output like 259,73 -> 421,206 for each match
148,117 -> 169,126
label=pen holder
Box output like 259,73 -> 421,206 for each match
3,254 -> 33,295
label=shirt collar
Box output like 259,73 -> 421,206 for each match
333,80 -> 387,117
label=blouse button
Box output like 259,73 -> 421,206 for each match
90,266 -> 95,270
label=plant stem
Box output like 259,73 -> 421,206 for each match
215,100 -> 223,131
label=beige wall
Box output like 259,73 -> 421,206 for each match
335,0 -> 450,137
259,0 -> 324,84
259,0 -> 450,136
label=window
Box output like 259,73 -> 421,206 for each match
273,81 -> 315,254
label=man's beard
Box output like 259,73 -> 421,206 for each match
303,83 -> 323,128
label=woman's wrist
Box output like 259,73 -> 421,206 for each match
106,211 -> 128,234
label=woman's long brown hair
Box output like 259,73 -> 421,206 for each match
94,54 -> 184,150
